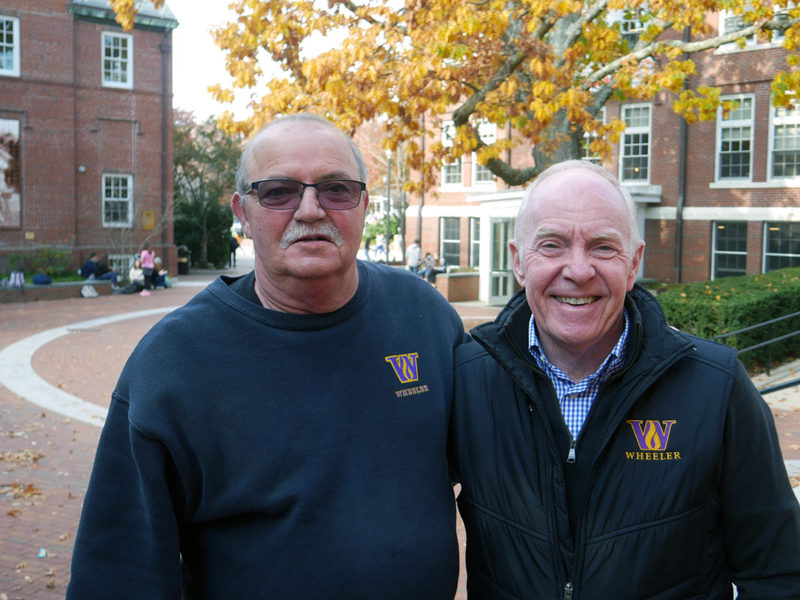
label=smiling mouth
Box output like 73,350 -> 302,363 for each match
554,296 -> 598,306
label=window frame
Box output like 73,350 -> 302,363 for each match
582,107 -> 606,164
439,216 -> 461,268
0,15 -> 20,78
763,222 -> 800,272
102,31 -> 133,89
102,173 -> 133,227
0,116 -> 21,229
715,94 -> 754,182
469,216 -> 480,268
711,221 -> 748,280
768,97 -> 800,181
472,121 -> 496,187
441,121 -> 463,188
717,8 -> 788,52
620,103 -> 651,183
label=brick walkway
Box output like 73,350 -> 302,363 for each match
0,257 -> 797,599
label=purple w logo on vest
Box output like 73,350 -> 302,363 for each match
626,420 -> 677,451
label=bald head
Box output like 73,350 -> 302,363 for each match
235,113 -> 368,199
515,160 -> 642,256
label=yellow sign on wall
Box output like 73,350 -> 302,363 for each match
142,210 -> 155,230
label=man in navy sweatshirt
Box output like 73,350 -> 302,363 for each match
68,113 -> 468,599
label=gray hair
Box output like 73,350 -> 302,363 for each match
514,159 -> 642,254
235,113 -> 368,200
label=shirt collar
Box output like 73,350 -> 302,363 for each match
527,308 -> 630,382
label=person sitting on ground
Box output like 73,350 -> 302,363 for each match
153,257 -> 171,289
120,258 -> 145,294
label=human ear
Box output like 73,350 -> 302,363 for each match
231,193 -> 252,239
510,240 -> 526,288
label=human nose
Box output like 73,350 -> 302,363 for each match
293,185 -> 327,220
561,247 -> 596,283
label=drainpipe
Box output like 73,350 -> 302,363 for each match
159,32 -> 171,263
673,26 -> 690,284
416,113 -> 425,243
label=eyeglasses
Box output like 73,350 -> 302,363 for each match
248,178 -> 366,210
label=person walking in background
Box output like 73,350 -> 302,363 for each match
449,160 -> 800,598
139,243 -> 154,296
68,113 -> 467,599
229,235 -> 240,267
406,238 -> 421,273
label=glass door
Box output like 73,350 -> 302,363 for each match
489,218 -> 515,304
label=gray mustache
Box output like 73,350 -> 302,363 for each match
279,223 -> 343,249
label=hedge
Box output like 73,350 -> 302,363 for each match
655,267 -> 800,372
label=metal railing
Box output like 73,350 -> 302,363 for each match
712,310 -> 800,395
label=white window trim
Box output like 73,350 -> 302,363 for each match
0,16 -> 20,78
715,94 -> 754,183
619,103 -> 651,184
102,31 -> 133,90
102,173 -> 133,227
768,97 -> 800,184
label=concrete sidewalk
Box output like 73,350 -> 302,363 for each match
0,249 -> 798,598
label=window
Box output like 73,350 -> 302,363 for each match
717,95 -> 753,180
108,254 -> 131,276
473,121 -> 496,185
764,222 -> 800,271
0,117 -> 21,228
712,221 -> 747,279
440,217 -> 460,267
469,217 -> 480,268
770,100 -> 800,179
0,16 -> 20,77
103,174 -> 133,227
441,121 -> 462,186
443,159 -> 462,185
582,108 -> 606,164
718,7 -> 789,49
621,104 -> 650,182
620,9 -> 645,47
102,32 -> 133,89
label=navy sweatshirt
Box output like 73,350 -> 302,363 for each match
68,261 -> 467,599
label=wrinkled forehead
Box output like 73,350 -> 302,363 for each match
246,122 -> 359,178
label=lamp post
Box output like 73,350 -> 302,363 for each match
385,149 -> 392,263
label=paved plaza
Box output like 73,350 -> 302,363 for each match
0,250 -> 798,599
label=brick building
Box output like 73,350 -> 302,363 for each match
0,0 -> 178,277
405,12 -> 800,305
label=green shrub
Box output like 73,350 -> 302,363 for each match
7,248 -> 75,278
656,268 -> 800,372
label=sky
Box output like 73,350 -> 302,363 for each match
166,0 -> 251,121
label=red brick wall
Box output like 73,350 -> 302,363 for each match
0,3 -> 175,273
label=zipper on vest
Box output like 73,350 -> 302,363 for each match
567,439 -> 576,463
564,581 -> 573,600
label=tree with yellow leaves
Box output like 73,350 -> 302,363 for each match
114,0 -> 799,192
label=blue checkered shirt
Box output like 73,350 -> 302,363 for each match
528,310 -> 630,440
